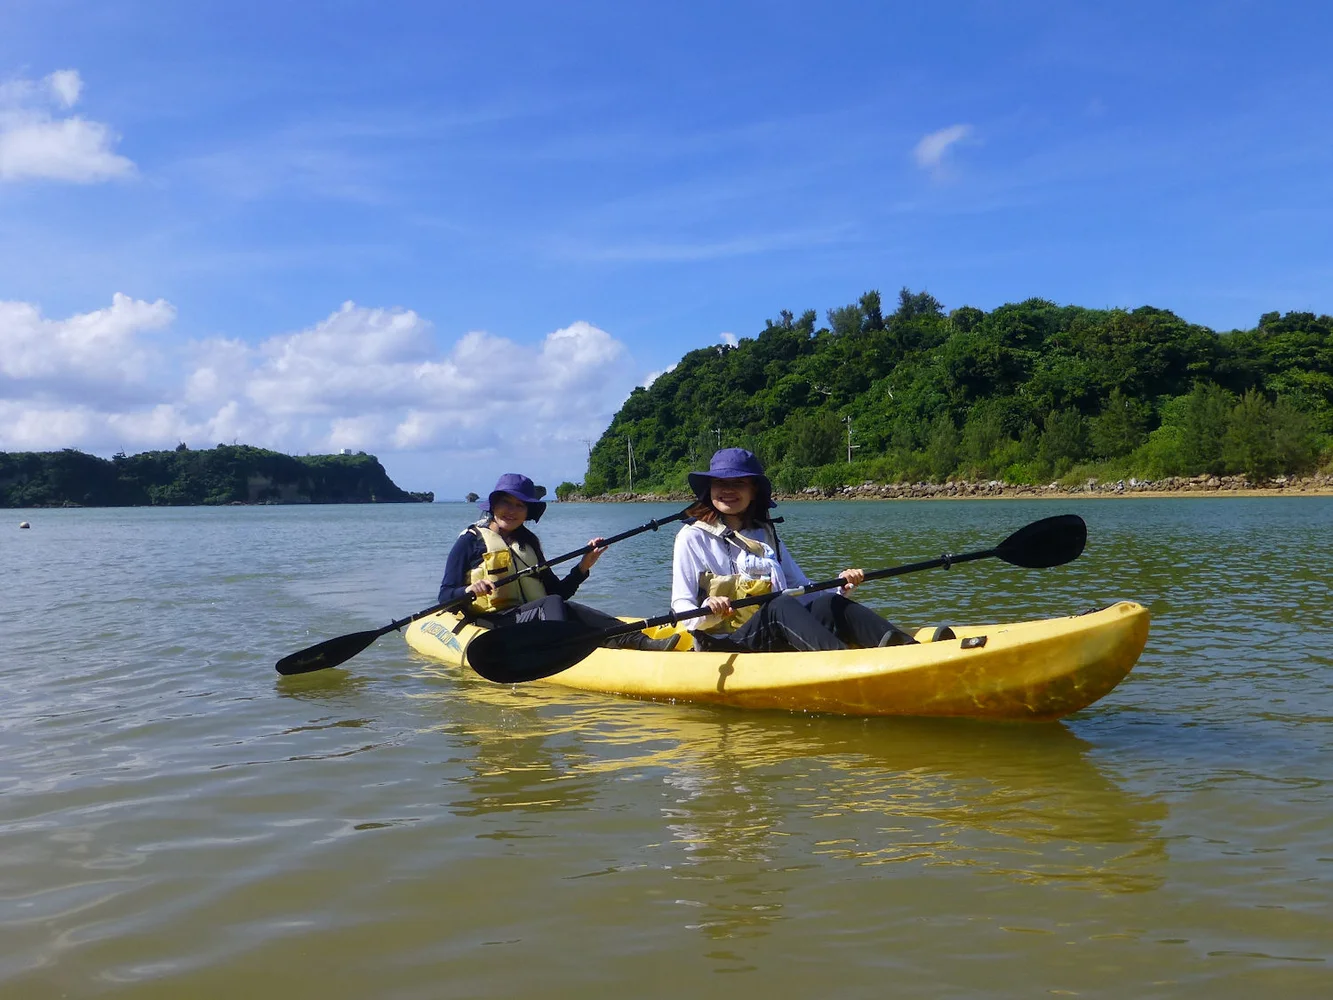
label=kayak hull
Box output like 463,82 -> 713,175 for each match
404,601 -> 1149,721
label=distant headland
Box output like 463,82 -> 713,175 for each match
0,444 -> 433,507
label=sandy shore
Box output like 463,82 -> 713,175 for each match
571,473 -> 1333,503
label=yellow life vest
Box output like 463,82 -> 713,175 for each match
466,524 -> 548,614
690,521 -> 778,633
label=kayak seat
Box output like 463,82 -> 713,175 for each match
877,627 -> 920,647
640,622 -> 696,651
606,629 -> 682,652
920,625 -> 956,642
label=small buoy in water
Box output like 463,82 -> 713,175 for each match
19,521 -> 31,529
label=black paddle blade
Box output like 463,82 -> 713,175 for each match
995,514 -> 1087,569
466,619 -> 604,684
275,628 -> 383,675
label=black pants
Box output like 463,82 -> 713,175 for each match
476,594 -> 624,631
698,594 -> 915,653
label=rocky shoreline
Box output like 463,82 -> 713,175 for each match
568,473 -> 1333,503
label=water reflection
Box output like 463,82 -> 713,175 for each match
273,669 -> 374,701
415,677 -> 1169,949
649,714 -> 1168,946
444,729 -> 600,825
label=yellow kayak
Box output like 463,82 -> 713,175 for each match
404,601 -> 1148,720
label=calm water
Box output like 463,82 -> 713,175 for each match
2,498 -> 1330,998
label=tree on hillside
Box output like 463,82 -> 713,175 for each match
827,302 -> 864,338
960,404 -> 1008,479
1038,409 -> 1087,478
926,414 -> 959,481
1180,381 -> 1234,475
1090,388 -> 1150,458
894,287 -> 943,321
860,290 -> 884,331
1271,397 -> 1320,472
1223,390 -> 1279,479
789,411 -> 843,466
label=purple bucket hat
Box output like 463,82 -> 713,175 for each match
687,448 -> 775,510
482,472 -> 547,522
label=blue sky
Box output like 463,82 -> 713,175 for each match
2,0 -> 1330,496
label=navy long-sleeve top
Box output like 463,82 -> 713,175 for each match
437,524 -> 589,606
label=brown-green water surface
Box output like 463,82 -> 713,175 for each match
2,498 -> 1330,997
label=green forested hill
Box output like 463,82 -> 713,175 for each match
0,444 -> 434,507
579,291 -> 1332,495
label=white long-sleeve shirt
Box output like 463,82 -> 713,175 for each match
671,522 -> 828,627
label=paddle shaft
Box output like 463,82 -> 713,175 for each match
595,546 -> 997,641
274,507 -> 690,673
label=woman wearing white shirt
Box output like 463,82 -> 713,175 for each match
671,449 -> 916,653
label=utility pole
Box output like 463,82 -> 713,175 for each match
626,436 -> 636,492
715,426 -> 722,448
845,415 -> 860,463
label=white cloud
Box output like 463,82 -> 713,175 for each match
719,332 -> 738,347
0,401 -> 99,445
0,293 -> 174,388
244,301 -> 437,415
47,70 -> 82,107
642,361 -> 677,388
913,124 -> 973,170
107,403 -> 196,443
0,296 -> 641,494
0,69 -> 135,183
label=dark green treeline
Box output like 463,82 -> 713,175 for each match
575,290 -> 1332,497
1,444 -> 434,507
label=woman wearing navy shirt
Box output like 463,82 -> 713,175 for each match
439,473 -> 679,651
